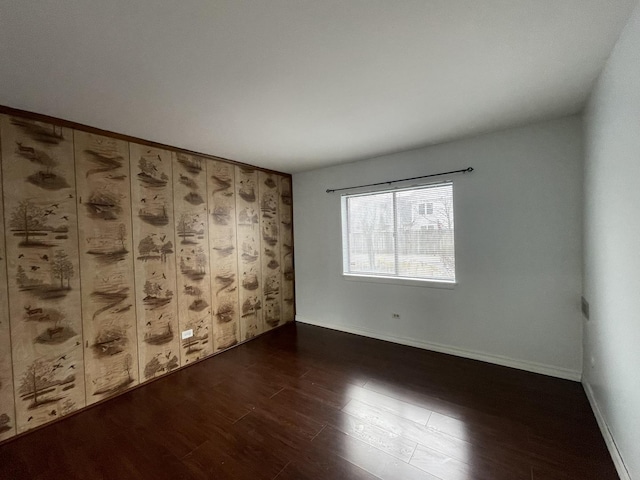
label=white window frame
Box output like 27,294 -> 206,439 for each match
341,182 -> 457,288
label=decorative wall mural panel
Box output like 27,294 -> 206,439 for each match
207,160 -> 240,351
0,115 -> 85,433
0,136 -> 16,441
279,176 -> 294,323
130,144 -> 180,381
258,172 -> 282,331
74,131 -> 138,404
173,153 -> 213,364
0,107 -> 294,441
235,166 -> 263,340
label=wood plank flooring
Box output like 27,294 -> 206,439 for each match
0,323 -> 618,480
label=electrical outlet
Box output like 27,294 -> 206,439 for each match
181,329 -> 194,340
391,313 -> 400,319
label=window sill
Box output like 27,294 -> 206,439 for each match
343,273 -> 457,289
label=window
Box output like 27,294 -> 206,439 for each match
426,202 -> 434,215
417,202 -> 433,217
341,182 -> 455,283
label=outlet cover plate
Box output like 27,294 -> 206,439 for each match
181,329 -> 194,340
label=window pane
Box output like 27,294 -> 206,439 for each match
346,192 -> 395,275
342,182 -> 455,283
395,184 -> 455,281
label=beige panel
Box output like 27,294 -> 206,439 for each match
0,110 -> 296,438
235,166 -> 263,339
74,131 -> 138,404
207,160 -> 240,351
130,144 -> 179,381
279,176 -> 295,323
258,171 -> 282,331
0,125 -> 16,441
0,115 -> 85,433
172,152 -> 213,364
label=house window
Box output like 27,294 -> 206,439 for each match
417,202 -> 433,216
341,182 -> 455,283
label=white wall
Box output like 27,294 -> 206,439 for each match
583,3 -> 640,478
293,116 -> 584,379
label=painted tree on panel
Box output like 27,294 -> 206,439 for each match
9,200 -> 48,246
18,358 -> 75,410
123,354 -> 134,383
50,250 -> 74,289
117,224 -> 127,252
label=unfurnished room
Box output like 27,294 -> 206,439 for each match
0,1 -> 639,479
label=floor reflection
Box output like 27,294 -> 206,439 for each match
339,382 -> 474,479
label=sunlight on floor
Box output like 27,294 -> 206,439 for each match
340,383 -> 472,479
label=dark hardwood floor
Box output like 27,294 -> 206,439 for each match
0,323 -> 617,480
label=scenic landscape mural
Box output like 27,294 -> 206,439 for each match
1,116 -> 85,433
130,144 -> 180,380
207,160 -> 241,351
0,160 -> 16,441
235,167 -> 263,340
0,111 -> 294,440
173,153 -> 214,364
74,131 -> 139,405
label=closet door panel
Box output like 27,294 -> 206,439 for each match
258,172 -> 282,331
0,123 -> 16,440
235,167 -> 262,340
1,115 -> 85,432
75,131 -> 138,404
173,153 -> 213,364
279,176 -> 294,323
130,144 -> 180,381
207,160 -> 240,351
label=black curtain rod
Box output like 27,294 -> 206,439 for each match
326,167 -> 474,193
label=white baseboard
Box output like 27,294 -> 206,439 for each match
295,315 -> 582,381
583,381 -> 631,480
